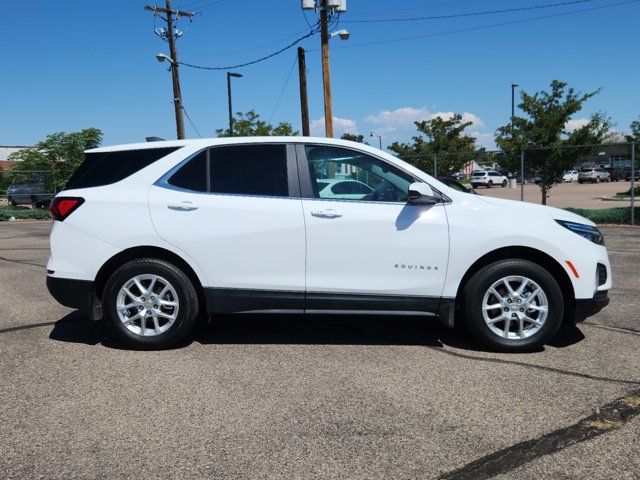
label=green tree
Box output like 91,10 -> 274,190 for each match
625,116 -> 640,142
495,81 -> 612,204
387,114 -> 478,176
340,133 -> 369,144
216,110 -> 298,137
8,128 -> 103,193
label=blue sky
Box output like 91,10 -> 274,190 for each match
3,0 -> 639,149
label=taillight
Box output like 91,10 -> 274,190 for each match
49,197 -> 84,221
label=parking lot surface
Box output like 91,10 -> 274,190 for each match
477,181 -> 634,209
1,221 -> 639,479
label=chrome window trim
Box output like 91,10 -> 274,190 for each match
300,142 -> 451,205
154,143 -> 298,200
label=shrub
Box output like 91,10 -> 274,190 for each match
0,205 -> 51,221
565,207 -> 633,224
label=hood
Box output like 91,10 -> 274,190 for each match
474,195 -> 596,227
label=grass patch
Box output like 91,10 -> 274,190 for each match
614,185 -> 640,198
585,419 -> 622,431
0,205 -> 51,221
622,395 -> 640,407
565,207 -> 634,225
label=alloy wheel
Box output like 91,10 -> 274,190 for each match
481,275 -> 548,340
116,274 -> 179,337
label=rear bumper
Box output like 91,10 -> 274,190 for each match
46,276 -> 100,319
573,291 -> 610,324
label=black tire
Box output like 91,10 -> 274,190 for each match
487,181 -> 493,188
8,197 -> 17,207
461,259 -> 564,352
501,180 -> 507,188
103,258 -> 199,349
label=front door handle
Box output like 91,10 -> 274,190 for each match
168,201 -> 199,211
311,209 -> 342,219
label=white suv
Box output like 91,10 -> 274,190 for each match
47,137 -> 611,352
471,170 -> 508,189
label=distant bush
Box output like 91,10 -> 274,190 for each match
0,205 -> 50,221
614,186 -> 640,198
565,207 -> 633,224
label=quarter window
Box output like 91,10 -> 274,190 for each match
210,145 -> 288,197
167,151 -> 207,192
66,147 -> 180,190
305,145 -> 414,202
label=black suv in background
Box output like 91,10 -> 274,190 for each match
621,167 -> 639,181
604,167 -> 623,181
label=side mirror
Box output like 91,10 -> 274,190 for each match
408,182 -> 440,205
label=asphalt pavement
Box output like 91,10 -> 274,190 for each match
0,221 -> 639,479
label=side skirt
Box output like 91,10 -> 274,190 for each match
204,288 -> 450,323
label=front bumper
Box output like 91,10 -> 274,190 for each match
573,290 -> 610,324
46,276 -> 101,320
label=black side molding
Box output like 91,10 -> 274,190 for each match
204,287 -> 442,316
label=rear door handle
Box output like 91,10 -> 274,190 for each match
167,201 -> 199,211
311,209 -> 342,219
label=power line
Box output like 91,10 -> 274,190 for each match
190,26 -> 313,57
344,0 -> 596,23
347,0 -> 483,18
178,27 -> 319,71
327,0 -> 640,50
181,105 -> 202,137
269,56 -> 298,122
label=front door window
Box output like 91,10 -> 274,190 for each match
305,145 -> 414,203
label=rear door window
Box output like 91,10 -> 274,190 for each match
66,147 -> 180,189
209,144 -> 288,197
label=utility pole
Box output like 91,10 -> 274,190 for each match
144,1 -> 194,140
320,0 -> 333,138
227,72 -> 243,136
297,47 -> 310,136
511,85 -> 516,121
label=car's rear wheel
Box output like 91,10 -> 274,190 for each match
103,258 -> 199,349
487,181 -> 493,188
501,180 -> 507,187
462,259 -> 564,352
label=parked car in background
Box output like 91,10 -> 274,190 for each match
46,136 -> 611,352
562,170 -> 579,183
471,170 -> 508,188
621,167 -> 640,182
316,179 -> 373,200
436,176 -> 477,194
604,167 -> 622,182
578,168 -> 610,183
7,181 -> 51,208
451,172 -> 467,181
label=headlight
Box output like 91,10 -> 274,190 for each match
556,220 -> 604,245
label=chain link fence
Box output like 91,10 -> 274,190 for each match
399,142 -> 637,225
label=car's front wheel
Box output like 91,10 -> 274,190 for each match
501,180 -> 507,187
103,258 -> 199,349
462,259 -> 564,352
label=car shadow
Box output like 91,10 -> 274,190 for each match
48,312 -> 586,352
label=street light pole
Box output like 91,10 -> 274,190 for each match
511,84 -> 519,123
370,132 -> 382,150
227,72 -> 243,136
